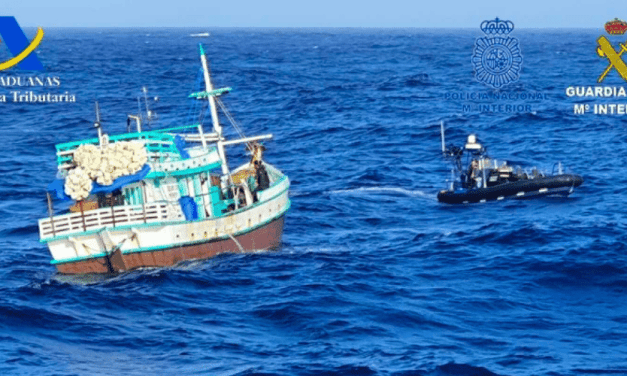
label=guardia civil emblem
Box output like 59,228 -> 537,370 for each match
472,18 -> 523,88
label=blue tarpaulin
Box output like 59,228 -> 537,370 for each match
179,196 -> 198,220
174,135 -> 190,160
47,164 -> 151,201
47,179 -> 70,200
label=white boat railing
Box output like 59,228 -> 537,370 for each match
39,202 -> 173,240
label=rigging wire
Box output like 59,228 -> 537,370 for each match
215,97 -> 253,152
186,68 -> 205,126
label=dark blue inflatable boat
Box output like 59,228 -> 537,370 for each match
437,125 -> 583,204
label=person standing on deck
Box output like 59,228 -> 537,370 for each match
255,160 -> 270,191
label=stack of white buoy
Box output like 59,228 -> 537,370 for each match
64,141 -> 148,201
64,167 -> 92,201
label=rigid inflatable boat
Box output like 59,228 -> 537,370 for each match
437,124 -> 583,204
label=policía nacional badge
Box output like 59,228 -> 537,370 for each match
472,18 -> 523,89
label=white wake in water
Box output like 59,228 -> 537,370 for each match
328,186 -> 438,201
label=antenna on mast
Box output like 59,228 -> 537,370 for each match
142,86 -> 157,125
94,101 -> 103,146
440,121 -> 446,154
127,87 -> 159,133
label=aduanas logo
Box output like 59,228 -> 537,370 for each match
472,18 -> 522,89
0,16 -> 44,71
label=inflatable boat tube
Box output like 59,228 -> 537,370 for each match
437,174 -> 583,204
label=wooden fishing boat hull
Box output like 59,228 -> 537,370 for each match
54,214 -> 285,274
43,171 -> 291,275
437,174 -> 584,204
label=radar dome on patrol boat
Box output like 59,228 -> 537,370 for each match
465,134 -> 482,150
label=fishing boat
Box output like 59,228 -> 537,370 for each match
437,123 -> 583,204
38,44 -> 291,274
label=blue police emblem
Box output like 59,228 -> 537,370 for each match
472,18 -> 523,88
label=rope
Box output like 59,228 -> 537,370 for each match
186,68 -> 205,125
215,97 -> 253,152
227,233 -> 245,253
96,230 -> 115,273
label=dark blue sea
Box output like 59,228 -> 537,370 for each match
1,28 -> 626,376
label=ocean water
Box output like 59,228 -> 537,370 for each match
1,28 -> 626,375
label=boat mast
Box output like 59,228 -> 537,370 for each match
199,44 -> 230,177
440,121 -> 446,154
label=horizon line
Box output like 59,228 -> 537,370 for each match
19,26 -> 604,30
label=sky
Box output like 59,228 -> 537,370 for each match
5,0 -> 627,28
